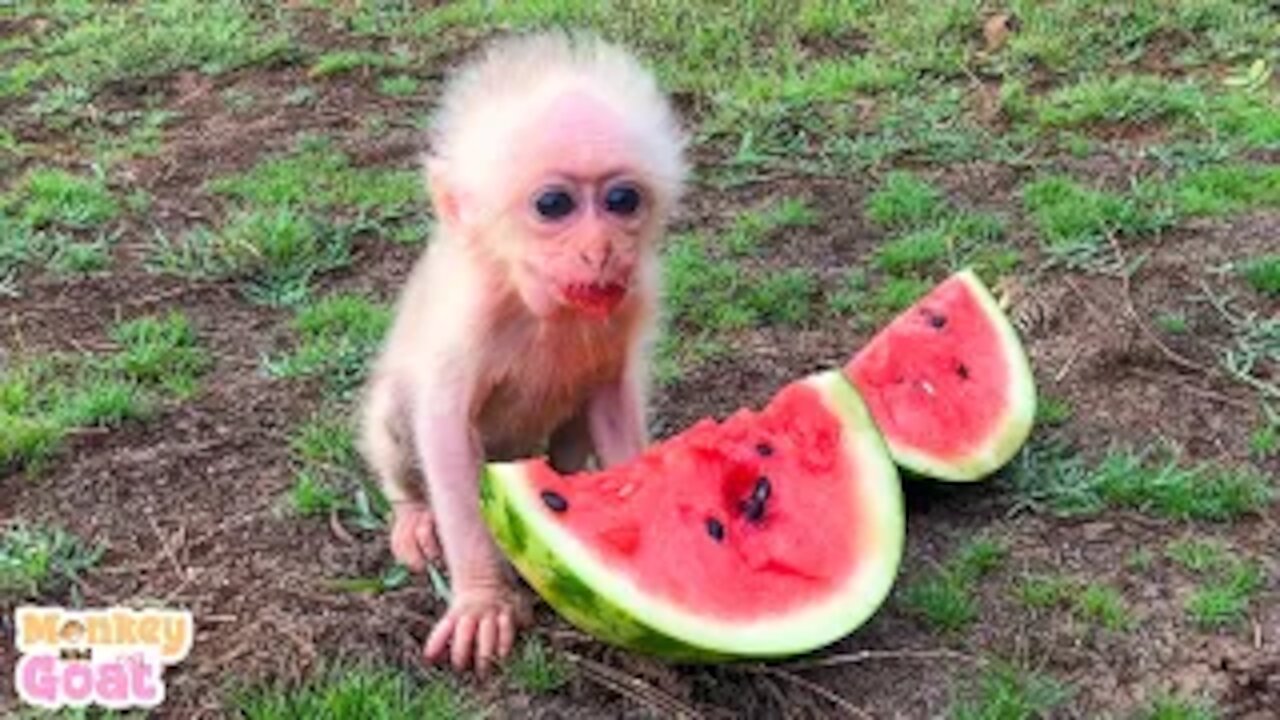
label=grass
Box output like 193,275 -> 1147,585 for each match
865,172 -> 946,230
1164,537 -> 1263,631
507,638 -> 571,694
0,522 -> 104,602
1015,573 -> 1072,610
1133,693 -> 1219,720
950,662 -> 1071,720
150,206 -> 353,305
1172,165 -> 1280,217
207,136 -> 421,220
234,665 -> 476,720
901,535 -> 1007,633
1242,255 -> 1280,297
1007,442 -> 1273,522
1185,561 -> 1263,630
1076,583 -> 1134,632
0,312 -> 209,471
1014,574 -> 1132,632
4,168 -> 118,229
1021,175 -> 1172,268
3,1 -> 292,101
285,406 -> 386,530
657,215 -> 821,381
378,75 -> 420,97
1165,538 -> 1232,575
150,138 -> 425,302
265,292 -> 391,396
1034,396 -> 1073,427
310,50 -> 410,78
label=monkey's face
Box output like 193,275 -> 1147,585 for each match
492,90 -> 667,320
509,171 -> 656,319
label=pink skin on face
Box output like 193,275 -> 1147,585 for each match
504,89 -> 652,319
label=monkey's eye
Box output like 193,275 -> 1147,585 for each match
603,183 -> 642,217
534,188 -> 577,221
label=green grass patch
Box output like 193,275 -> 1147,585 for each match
1165,538 -> 1233,575
1165,538 -> 1265,631
1133,693 -> 1219,720
1075,583 -> 1134,632
6,1 -> 292,100
265,293 -> 391,397
378,75 -> 420,98
865,172 -> 946,230
1014,573 -> 1072,610
0,312 -> 209,471
1241,255 -> 1280,297
507,637 -> 571,694
309,49 -> 410,78
950,662 -> 1071,720
1185,561 -> 1263,630
1021,175 -> 1172,268
5,168 -> 118,229
1173,165 -> 1280,217
284,405 -> 386,531
207,137 -> 422,221
662,232 -> 818,334
1008,442 -> 1273,521
867,276 -> 930,322
234,664 -> 476,720
1035,74 -> 1206,129
902,535 -> 1006,633
1034,395 -> 1073,427
149,206 -> 354,305
0,522 -> 104,602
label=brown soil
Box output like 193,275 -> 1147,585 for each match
2,13 -> 1277,720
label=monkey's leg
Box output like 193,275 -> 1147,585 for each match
359,377 -> 439,569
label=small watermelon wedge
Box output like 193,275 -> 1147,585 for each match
844,269 -> 1036,481
480,371 -> 903,660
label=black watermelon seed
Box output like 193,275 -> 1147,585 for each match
753,476 -> 772,503
922,309 -> 947,329
705,517 -> 725,542
755,442 -> 774,457
743,497 -> 765,522
956,362 -> 970,380
541,490 -> 569,513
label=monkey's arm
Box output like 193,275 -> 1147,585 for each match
586,356 -> 650,468
410,383 -> 502,587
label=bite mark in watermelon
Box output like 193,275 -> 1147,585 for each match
844,269 -> 1036,481
479,371 -> 903,660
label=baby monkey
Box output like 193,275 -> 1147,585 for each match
358,32 -> 686,674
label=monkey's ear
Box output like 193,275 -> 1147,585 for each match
424,156 -> 464,229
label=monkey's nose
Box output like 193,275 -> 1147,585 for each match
579,243 -> 613,273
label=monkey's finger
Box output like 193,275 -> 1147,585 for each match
424,614 -> 457,664
496,609 -> 516,659
451,613 -> 480,670
472,616 -> 497,678
391,531 -> 427,573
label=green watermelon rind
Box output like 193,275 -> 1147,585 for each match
479,370 -> 904,661
872,268 -> 1037,483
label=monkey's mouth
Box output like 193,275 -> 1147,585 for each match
563,282 -> 627,317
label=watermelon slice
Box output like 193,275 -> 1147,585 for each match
844,269 -> 1036,481
479,371 -> 903,660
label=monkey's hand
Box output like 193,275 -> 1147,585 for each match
424,578 -> 533,675
389,501 -> 441,572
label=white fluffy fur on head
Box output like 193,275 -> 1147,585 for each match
426,30 -> 688,218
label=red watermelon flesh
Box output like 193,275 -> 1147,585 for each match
844,269 -> 1036,481
479,371 -> 903,659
